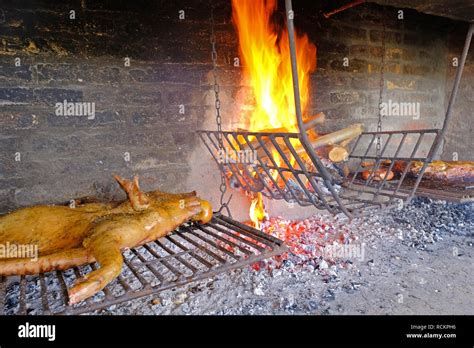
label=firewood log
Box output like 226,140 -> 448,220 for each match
236,112 -> 325,149
258,123 -> 364,161
328,146 -> 349,162
303,112 -> 326,130
298,123 -> 364,153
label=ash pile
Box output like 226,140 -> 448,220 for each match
383,197 -> 473,249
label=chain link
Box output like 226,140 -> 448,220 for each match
376,8 -> 386,156
210,3 -> 232,216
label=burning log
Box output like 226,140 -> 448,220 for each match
236,112 -> 325,151
257,123 -> 364,163
300,123 -> 364,151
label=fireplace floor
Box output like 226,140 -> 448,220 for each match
91,198 -> 473,315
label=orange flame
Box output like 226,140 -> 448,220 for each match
232,0 -> 317,227
232,0 -> 316,131
249,192 -> 266,229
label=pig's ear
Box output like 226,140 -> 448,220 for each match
113,174 -> 150,211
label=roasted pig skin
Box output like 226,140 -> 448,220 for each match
0,175 -> 212,304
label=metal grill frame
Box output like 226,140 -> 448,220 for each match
198,128 -> 441,217
198,1 -> 473,218
0,214 -> 287,315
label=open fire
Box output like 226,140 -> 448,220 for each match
231,0 -> 317,226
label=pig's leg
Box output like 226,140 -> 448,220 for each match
0,248 -> 92,276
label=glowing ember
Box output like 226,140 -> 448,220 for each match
232,0 -> 317,226
251,216 -> 357,272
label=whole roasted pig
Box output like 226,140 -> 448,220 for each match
0,175 -> 212,304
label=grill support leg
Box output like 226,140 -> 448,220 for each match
284,0 -> 352,217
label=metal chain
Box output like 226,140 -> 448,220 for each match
210,3 -> 232,217
376,7 -> 386,156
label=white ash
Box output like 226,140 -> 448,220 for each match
383,198 -> 473,250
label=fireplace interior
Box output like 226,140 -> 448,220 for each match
0,0 -> 473,315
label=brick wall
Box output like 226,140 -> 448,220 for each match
0,0 -> 472,216
0,0 -> 234,213
442,22 -> 474,161
300,3 -> 451,135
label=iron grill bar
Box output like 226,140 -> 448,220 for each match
186,228 -> 242,260
122,255 -> 152,288
202,223 -> 265,253
143,243 -> 198,275
281,136 -> 322,208
373,133 -> 408,194
203,131 -> 251,191
237,133 -> 286,198
176,228 -> 236,264
139,246 -> 168,281
255,135 -> 299,201
387,131 -> 429,204
267,136 -> 309,204
213,218 -> 275,249
56,270 -> 70,306
383,133 -> 425,201
278,134 -> 335,211
128,248 -> 166,284
116,274 -> 132,292
361,133 -> 393,187
349,133 -> 378,187
1,215 -> 286,315
39,275 -> 51,314
221,133 -> 262,191
362,133 -> 399,197
216,214 -> 285,246
153,239 -> 201,274
168,233 -> 226,265
155,240 -> 192,277
19,276 -> 26,314
220,132 -> 264,191
163,236 -> 215,270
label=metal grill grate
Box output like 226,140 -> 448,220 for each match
0,214 -> 287,315
344,129 -> 440,211
198,128 -> 441,217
